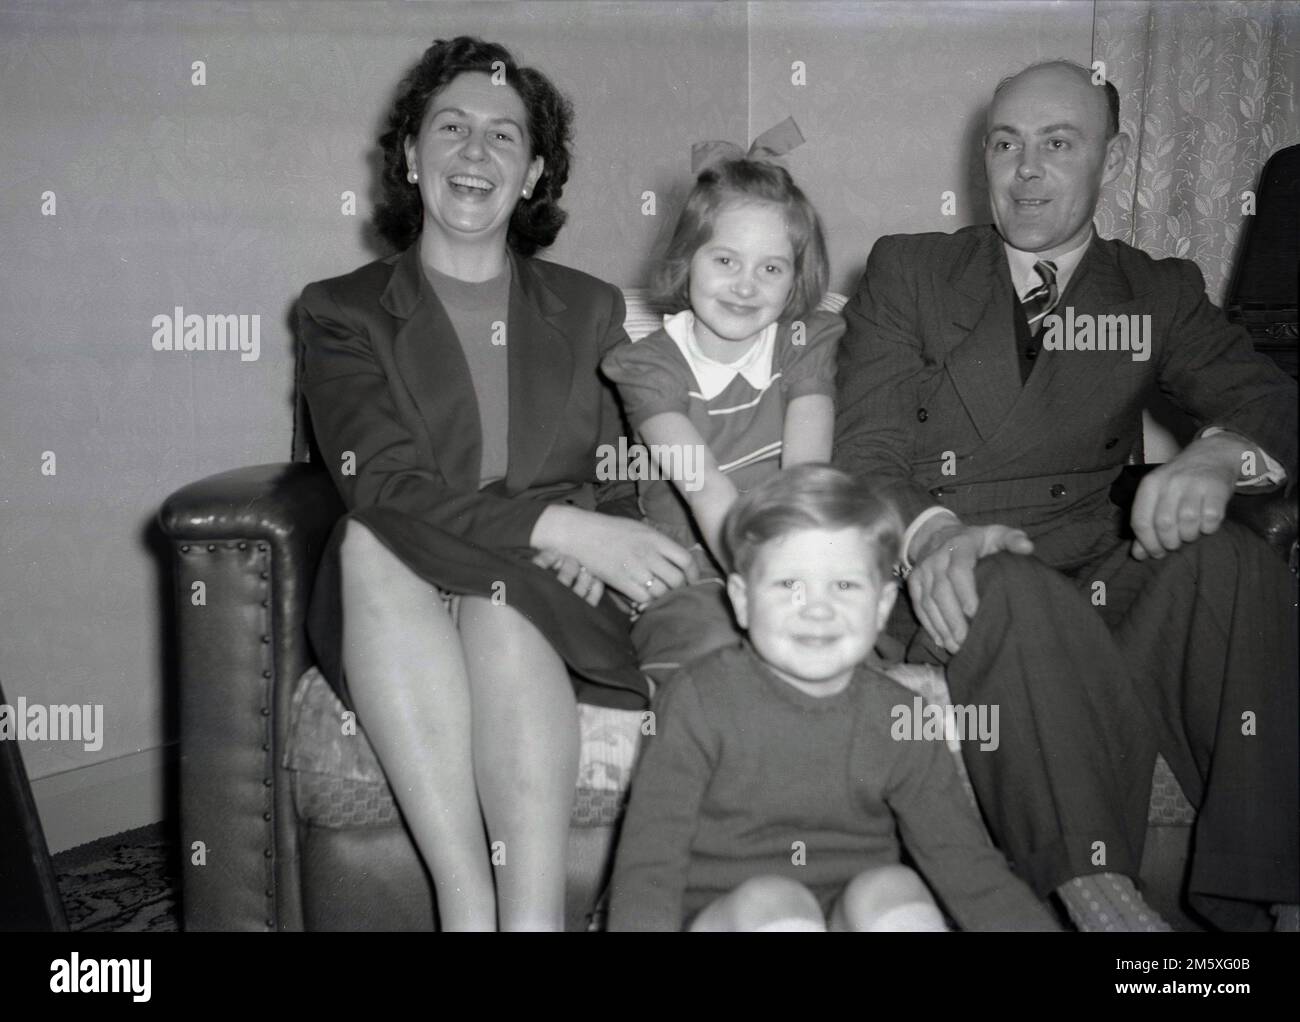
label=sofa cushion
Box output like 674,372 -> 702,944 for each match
285,667 -> 641,830
285,657 -> 1195,832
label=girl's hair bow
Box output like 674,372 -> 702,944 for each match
690,116 -> 805,175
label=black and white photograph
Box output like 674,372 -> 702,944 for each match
1,0 -> 1296,1000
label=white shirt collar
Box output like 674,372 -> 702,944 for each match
1004,226 -> 1094,299
661,310 -> 778,401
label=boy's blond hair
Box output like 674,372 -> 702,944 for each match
723,464 -> 903,579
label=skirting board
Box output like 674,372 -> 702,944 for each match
30,743 -> 176,854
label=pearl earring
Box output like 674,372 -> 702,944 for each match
407,169 -> 418,184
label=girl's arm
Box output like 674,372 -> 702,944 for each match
781,393 -> 834,466
638,411 -> 737,569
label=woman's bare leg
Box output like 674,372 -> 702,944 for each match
457,597 -> 580,931
339,520 -> 495,931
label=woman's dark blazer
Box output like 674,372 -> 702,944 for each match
298,241 -> 648,710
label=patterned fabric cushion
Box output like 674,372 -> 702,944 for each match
286,657 -> 1195,832
286,667 -> 641,830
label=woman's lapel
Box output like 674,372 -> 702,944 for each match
383,244 -> 482,489
379,243 -> 574,494
504,250 -> 575,492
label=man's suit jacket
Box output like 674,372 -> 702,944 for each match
298,242 -> 648,708
834,224 -> 1298,572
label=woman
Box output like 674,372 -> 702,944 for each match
298,36 -> 693,931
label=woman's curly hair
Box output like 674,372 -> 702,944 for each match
373,36 -> 574,255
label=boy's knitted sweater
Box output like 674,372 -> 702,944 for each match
607,643 -> 1058,931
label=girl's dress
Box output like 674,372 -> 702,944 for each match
601,308 -> 844,682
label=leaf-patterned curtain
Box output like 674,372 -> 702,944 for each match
1093,0 -> 1300,305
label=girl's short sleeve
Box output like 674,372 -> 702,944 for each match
778,309 -> 845,400
601,330 -> 696,428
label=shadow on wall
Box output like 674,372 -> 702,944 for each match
140,515 -> 180,829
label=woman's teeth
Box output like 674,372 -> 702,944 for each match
449,175 -> 494,194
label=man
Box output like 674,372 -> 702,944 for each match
834,60 -> 1297,931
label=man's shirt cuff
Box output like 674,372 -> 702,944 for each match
900,506 -> 961,574
1200,426 -> 1287,488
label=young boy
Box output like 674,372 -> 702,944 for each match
607,464 -> 1059,931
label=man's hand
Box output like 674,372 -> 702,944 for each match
909,520 -> 1035,654
532,548 -> 605,607
1129,432 -> 1247,561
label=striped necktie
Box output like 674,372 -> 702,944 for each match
1022,259 -> 1059,333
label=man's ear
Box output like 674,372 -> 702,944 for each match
726,573 -> 749,630
875,578 -> 899,633
1102,131 -> 1129,185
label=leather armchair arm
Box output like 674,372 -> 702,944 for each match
158,462 -> 343,930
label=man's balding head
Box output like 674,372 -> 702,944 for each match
983,60 -> 1129,258
991,61 -> 1121,139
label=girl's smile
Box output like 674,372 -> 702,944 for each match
688,201 -> 795,362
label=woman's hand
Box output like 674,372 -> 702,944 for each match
532,548 -> 605,607
531,505 -> 698,605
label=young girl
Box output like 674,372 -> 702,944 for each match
601,155 -> 843,683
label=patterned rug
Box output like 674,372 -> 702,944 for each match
52,822 -> 179,932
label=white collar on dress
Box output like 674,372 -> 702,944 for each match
661,310 -> 779,401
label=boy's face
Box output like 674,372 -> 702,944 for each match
727,526 -> 897,696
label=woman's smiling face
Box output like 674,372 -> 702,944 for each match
403,72 -> 544,248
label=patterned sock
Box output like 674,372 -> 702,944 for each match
1056,873 -> 1172,932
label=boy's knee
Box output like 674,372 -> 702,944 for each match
838,866 -> 946,931
842,864 -> 928,913
732,875 -> 823,928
